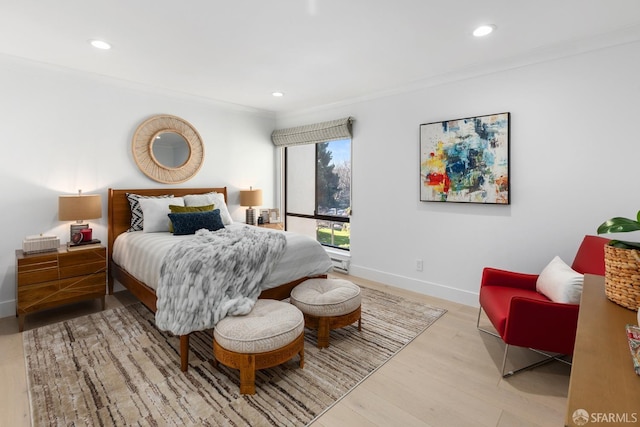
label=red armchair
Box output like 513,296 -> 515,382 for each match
477,235 -> 609,376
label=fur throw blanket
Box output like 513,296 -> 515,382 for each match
155,227 -> 287,335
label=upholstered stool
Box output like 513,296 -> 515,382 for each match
290,278 -> 362,348
212,299 -> 305,395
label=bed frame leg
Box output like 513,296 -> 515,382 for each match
180,334 -> 190,372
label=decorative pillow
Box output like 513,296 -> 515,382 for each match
536,256 -> 584,304
168,204 -> 214,232
126,193 -> 172,232
138,197 -> 184,233
169,209 -> 225,235
169,204 -> 214,213
183,192 -> 233,225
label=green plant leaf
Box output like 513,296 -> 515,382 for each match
608,239 -> 640,250
597,217 -> 640,234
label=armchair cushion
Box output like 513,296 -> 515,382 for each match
536,256 -> 584,304
480,285 -> 549,337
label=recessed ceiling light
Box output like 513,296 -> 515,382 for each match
272,92 -> 284,97
90,39 -> 111,50
473,25 -> 496,37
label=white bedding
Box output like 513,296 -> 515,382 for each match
112,223 -> 332,291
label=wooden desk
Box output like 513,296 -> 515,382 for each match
565,274 -> 640,426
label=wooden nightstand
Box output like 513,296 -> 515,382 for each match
15,245 -> 106,331
258,222 -> 284,230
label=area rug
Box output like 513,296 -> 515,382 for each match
24,286 -> 445,426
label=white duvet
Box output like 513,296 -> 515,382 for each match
112,223 -> 332,291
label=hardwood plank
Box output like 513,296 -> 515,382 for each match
0,316 -> 31,426
312,403 -> 380,427
324,382 -> 435,427
361,369 -> 501,426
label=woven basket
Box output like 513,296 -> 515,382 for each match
603,244 -> 640,311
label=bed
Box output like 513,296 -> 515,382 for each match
107,187 -> 331,370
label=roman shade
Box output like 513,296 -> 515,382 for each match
271,117 -> 353,147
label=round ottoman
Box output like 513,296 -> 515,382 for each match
212,299 -> 305,395
290,278 -> 362,348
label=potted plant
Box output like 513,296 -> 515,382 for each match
597,212 -> 640,249
598,212 -> 640,311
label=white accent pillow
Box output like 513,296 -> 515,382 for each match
183,192 -> 233,225
139,197 -> 184,232
536,256 -> 584,304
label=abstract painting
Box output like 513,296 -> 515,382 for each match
420,112 -> 510,204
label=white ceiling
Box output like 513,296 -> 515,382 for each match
2,1 -> 640,114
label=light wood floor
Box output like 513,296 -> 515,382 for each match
0,274 -> 570,426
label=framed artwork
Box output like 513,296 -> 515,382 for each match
269,208 -> 280,223
420,112 -> 510,204
260,209 -> 270,224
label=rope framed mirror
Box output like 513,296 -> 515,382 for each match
132,114 -> 205,184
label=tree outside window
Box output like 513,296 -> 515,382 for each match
315,140 -> 350,248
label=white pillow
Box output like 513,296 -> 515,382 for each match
536,256 -> 584,304
139,197 -> 184,232
125,193 -> 173,232
183,192 -> 233,225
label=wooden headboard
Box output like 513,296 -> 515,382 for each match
107,187 -> 228,261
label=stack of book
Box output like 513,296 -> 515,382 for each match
67,239 -> 101,251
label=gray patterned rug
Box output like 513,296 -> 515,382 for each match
23,286 -> 445,426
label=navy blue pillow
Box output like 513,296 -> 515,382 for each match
168,209 -> 225,235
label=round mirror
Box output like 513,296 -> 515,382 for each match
151,131 -> 190,168
132,115 -> 204,183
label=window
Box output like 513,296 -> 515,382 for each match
285,138 -> 351,249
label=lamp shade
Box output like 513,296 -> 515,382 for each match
59,193 -> 102,221
239,188 -> 263,207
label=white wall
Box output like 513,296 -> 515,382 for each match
277,41 -> 640,306
0,55 -> 277,317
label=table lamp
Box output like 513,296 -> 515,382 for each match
239,187 -> 262,225
58,190 -> 102,243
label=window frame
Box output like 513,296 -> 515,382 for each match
284,139 -> 351,250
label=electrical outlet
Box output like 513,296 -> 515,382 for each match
416,259 -> 423,271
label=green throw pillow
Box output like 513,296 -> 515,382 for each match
168,204 -> 214,232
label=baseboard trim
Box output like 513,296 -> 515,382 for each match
0,299 -> 15,319
350,265 -> 479,307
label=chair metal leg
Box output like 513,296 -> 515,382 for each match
501,343 -> 510,376
476,306 -> 500,338
501,347 -> 571,377
478,306 -> 572,377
